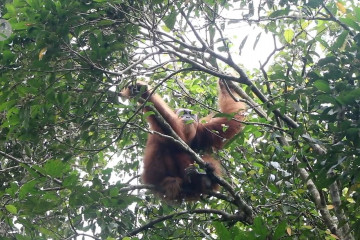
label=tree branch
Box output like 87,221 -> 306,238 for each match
125,208 -> 249,238
0,151 -> 62,185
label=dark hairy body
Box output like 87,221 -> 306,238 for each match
122,79 -> 245,201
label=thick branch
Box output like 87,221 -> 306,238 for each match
125,208 -> 249,238
329,180 -> 354,240
296,160 -> 339,236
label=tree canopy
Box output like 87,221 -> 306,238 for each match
1,0 -> 360,239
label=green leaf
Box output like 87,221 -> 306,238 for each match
253,32 -> 262,50
161,25 -> 171,32
269,9 -> 290,18
284,29 -> 294,43
0,99 -> 16,111
338,88 -> 360,104
164,10 -> 177,30
273,221 -> 287,240
239,34 -> 248,54
340,18 -> 360,31
86,158 -> 94,173
19,180 -> 37,200
331,31 -> 348,50
98,19 -> 115,26
315,170 -> 337,189
5,182 -> 19,197
44,159 -> 67,178
39,227 -> 55,236
28,78 -> 43,88
204,0 -> 215,5
268,183 -> 279,193
306,0 -> 322,8
213,221 -> 232,239
110,187 -> 119,197
213,112 -> 235,119
217,46 -> 227,52
63,174 -> 78,188
223,131 -> 242,148
346,128 -> 360,141
11,21 -> 28,30
5,204 -> 18,214
253,217 -> 269,240
318,56 -> 337,66
313,80 -> 330,93
143,111 -> 155,118
2,50 -> 15,63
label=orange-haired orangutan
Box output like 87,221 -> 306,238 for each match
121,79 -> 245,201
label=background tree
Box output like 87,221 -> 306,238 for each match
0,0 -> 359,239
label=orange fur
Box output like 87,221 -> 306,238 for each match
122,79 -> 245,201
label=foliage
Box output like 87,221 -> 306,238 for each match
0,0 -> 359,239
